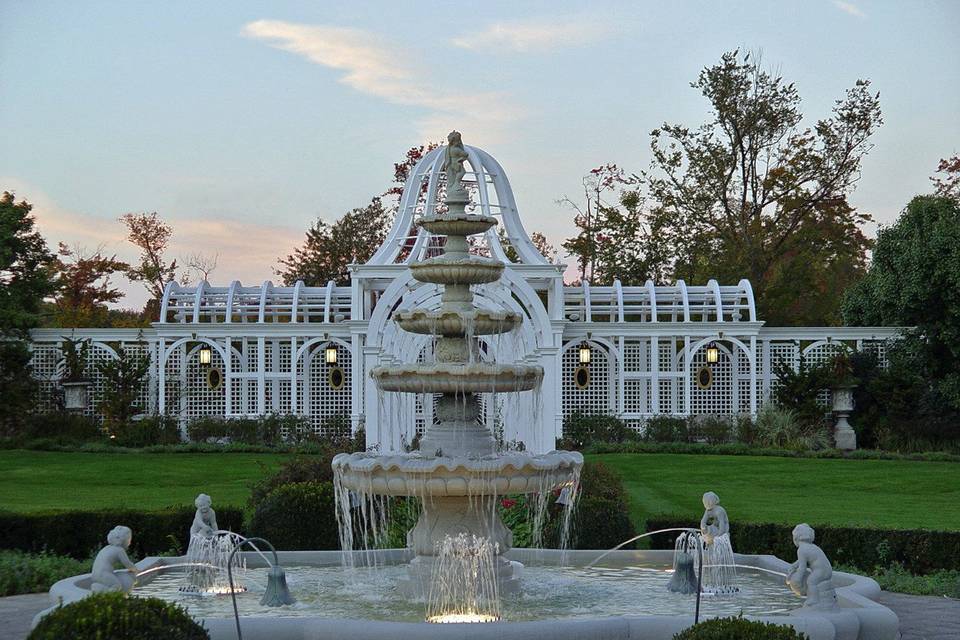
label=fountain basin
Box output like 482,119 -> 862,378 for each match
332,451 -> 583,497
39,549 -> 899,640
393,308 -> 522,336
418,214 -> 497,238
410,257 -> 504,285
371,363 -> 542,393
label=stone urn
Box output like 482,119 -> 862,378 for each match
62,381 -> 91,410
831,385 -> 856,451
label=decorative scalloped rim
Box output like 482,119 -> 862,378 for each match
393,309 -> 522,336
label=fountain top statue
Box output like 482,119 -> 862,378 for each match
442,130 -> 469,201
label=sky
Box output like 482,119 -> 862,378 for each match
2,0 -> 958,310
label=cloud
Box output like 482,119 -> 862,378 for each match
833,1 -> 866,18
241,20 -> 522,140
3,177 -> 303,310
451,17 -> 615,53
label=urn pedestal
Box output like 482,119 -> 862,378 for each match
832,386 -> 857,451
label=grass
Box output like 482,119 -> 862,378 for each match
0,450 -> 287,513
591,453 -> 960,531
2,450 -> 959,533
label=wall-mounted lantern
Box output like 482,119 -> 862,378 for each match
579,344 -> 591,365
706,342 -> 719,364
325,345 -> 338,365
199,346 -> 213,366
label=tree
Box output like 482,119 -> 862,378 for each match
119,212 -> 178,317
643,50 -> 881,325
278,198 -> 391,286
97,345 -> 151,432
384,142 -> 441,200
49,243 -> 129,327
560,164 -> 635,284
184,252 -> 219,282
842,195 -> 960,408
0,192 -> 57,334
0,191 -> 57,436
497,228 -> 555,263
931,155 -> 960,201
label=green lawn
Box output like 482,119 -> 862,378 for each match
2,450 -> 959,533
592,453 -> 960,531
0,450 -> 287,513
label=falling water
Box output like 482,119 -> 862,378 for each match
180,532 -> 247,595
426,534 -> 501,623
696,533 -> 739,595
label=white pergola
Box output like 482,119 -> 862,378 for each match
28,143 -> 901,453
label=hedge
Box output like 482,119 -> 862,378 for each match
646,516 -> 960,574
28,592 -> 209,640
0,507 -> 244,560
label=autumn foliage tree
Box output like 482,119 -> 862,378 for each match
278,198 -> 391,286
49,244 -> 129,327
119,212 -> 178,318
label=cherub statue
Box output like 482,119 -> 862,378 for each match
191,493 -> 219,538
699,491 -> 729,545
441,130 -> 469,200
786,523 -> 837,609
90,526 -> 137,593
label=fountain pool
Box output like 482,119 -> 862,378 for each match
43,548 -> 898,640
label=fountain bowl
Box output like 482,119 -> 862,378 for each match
371,362 -> 542,393
393,308 -> 522,336
409,257 -> 504,285
332,451 -> 583,497
417,213 -> 497,238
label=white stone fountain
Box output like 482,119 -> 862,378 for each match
332,131 -> 583,598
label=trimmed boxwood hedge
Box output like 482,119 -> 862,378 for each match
0,507 -> 244,560
247,481 -> 339,550
29,592 -> 208,640
646,516 -> 960,574
673,616 -> 808,639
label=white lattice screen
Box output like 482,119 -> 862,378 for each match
561,343 -> 612,427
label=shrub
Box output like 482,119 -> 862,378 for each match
248,452 -> 339,507
29,591 -> 208,640
754,405 -> 830,451
673,616 -> 808,639
692,416 -> 734,445
772,354 -> 832,429
645,516 -> 960,574
22,412 -> 103,444
643,415 -> 689,443
0,550 -> 87,596
247,482 -> 339,550
112,415 -> 181,447
565,462 -> 636,550
0,507 -> 244,559
560,412 -> 636,450
96,345 -> 150,432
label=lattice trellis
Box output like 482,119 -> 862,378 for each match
689,345 -> 734,416
32,341 -> 151,422
561,342 -> 612,426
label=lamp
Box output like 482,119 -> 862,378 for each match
325,345 -> 338,364
199,346 -> 212,366
706,342 -> 719,364
579,344 -> 591,364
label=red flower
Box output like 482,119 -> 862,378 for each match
500,498 -> 517,509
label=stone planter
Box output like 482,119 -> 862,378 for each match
832,385 -> 856,451
62,381 -> 91,410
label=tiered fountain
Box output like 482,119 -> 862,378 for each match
331,131 -> 583,600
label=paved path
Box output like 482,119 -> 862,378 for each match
876,592 -> 960,640
0,594 -> 47,640
3,591 -> 960,639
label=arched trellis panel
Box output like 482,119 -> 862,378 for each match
559,337 -> 619,430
